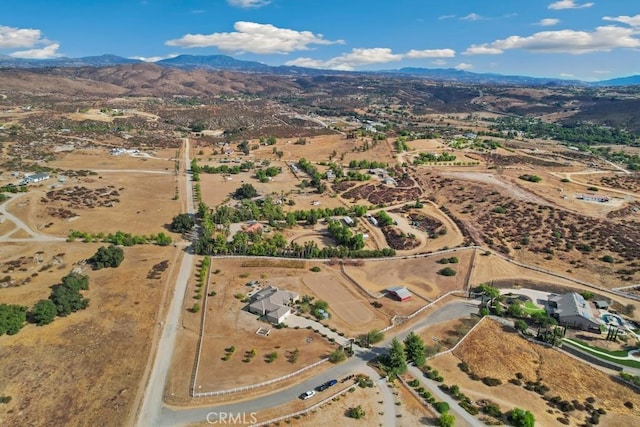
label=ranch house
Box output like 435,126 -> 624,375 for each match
248,286 -> 299,324
547,292 -> 602,332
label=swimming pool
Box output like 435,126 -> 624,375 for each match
601,313 -> 624,326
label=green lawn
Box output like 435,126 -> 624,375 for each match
563,338 -> 640,369
522,301 -> 545,315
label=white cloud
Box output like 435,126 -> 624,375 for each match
603,15 -> 640,27
129,53 -> 179,62
0,25 -> 48,49
405,49 -> 455,59
438,15 -> 456,20
464,26 -> 640,55
9,43 -> 62,59
463,45 -> 503,55
591,70 -> 611,74
287,48 -> 403,71
454,63 -> 473,70
538,18 -> 560,26
166,21 -> 343,54
560,72 -> 574,77
548,0 -> 594,10
287,47 -> 456,71
432,59 -> 447,66
227,0 -> 270,8
461,13 -> 485,21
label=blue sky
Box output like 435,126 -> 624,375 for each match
1,0 -> 638,80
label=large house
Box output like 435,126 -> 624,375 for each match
248,286 -> 299,324
20,173 -> 50,185
547,292 -> 602,331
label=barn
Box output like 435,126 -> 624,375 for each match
386,286 -> 412,302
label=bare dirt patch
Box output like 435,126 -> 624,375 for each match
302,273 -> 376,327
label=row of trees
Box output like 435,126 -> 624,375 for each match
0,272 -> 90,336
297,158 -> 326,193
414,152 -> 457,164
68,230 -> 172,246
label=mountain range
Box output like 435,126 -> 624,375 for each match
0,53 -> 638,87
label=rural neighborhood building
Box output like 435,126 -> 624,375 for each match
342,216 -> 354,227
247,286 -> 299,324
594,300 -> 610,310
547,293 -> 602,331
386,286 -> 412,301
577,194 -> 610,203
244,222 -> 263,234
20,173 -> 50,185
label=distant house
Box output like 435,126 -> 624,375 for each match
594,300 -> 610,310
577,194 -> 610,203
248,286 -> 299,324
20,172 -> 50,185
386,286 -> 412,302
383,177 -> 397,186
244,222 -> 263,234
547,292 -> 602,331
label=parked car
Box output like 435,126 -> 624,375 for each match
316,379 -> 338,391
300,390 -> 316,400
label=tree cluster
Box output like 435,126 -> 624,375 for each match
89,245 -> 125,269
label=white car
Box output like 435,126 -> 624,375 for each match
300,390 -> 316,400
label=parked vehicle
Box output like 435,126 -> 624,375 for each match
316,379 -> 338,391
300,390 -> 316,400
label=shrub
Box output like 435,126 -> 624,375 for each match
310,266 -> 321,272
348,405 -> 365,419
434,401 -> 450,414
437,267 -> 456,276
482,377 -> 502,387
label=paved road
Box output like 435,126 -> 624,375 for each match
137,138 -> 196,427
158,299 -> 478,426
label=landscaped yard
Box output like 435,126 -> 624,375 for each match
522,301 -> 545,315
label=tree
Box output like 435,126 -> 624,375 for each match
437,267 -> 457,276
234,183 -> 258,199
90,245 -> 124,269
170,213 -> 195,233
531,312 -> 557,328
508,408 -> 535,427
365,329 -> 384,345
385,337 -> 407,378
514,319 -> 528,333
348,405 -> 366,419
478,284 -> 500,304
0,304 -> 27,335
50,273 -> 90,316
404,332 -> 426,366
31,299 -> 57,326
329,348 -> 346,363
438,413 -> 455,427
507,302 -> 524,318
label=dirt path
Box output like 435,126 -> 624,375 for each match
0,193 -> 66,242
441,171 -> 550,205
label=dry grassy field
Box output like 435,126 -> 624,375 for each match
429,319 -> 640,427
0,243 -> 180,426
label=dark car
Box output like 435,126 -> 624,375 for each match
316,379 -> 338,391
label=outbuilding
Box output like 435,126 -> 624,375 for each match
386,286 -> 412,302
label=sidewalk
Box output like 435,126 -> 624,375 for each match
285,314 -> 351,346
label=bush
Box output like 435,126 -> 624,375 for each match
310,266 -> 321,272
89,245 -> 124,269
434,401 -> 450,414
348,405 -> 365,419
481,377 -> 502,387
437,267 -> 456,276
